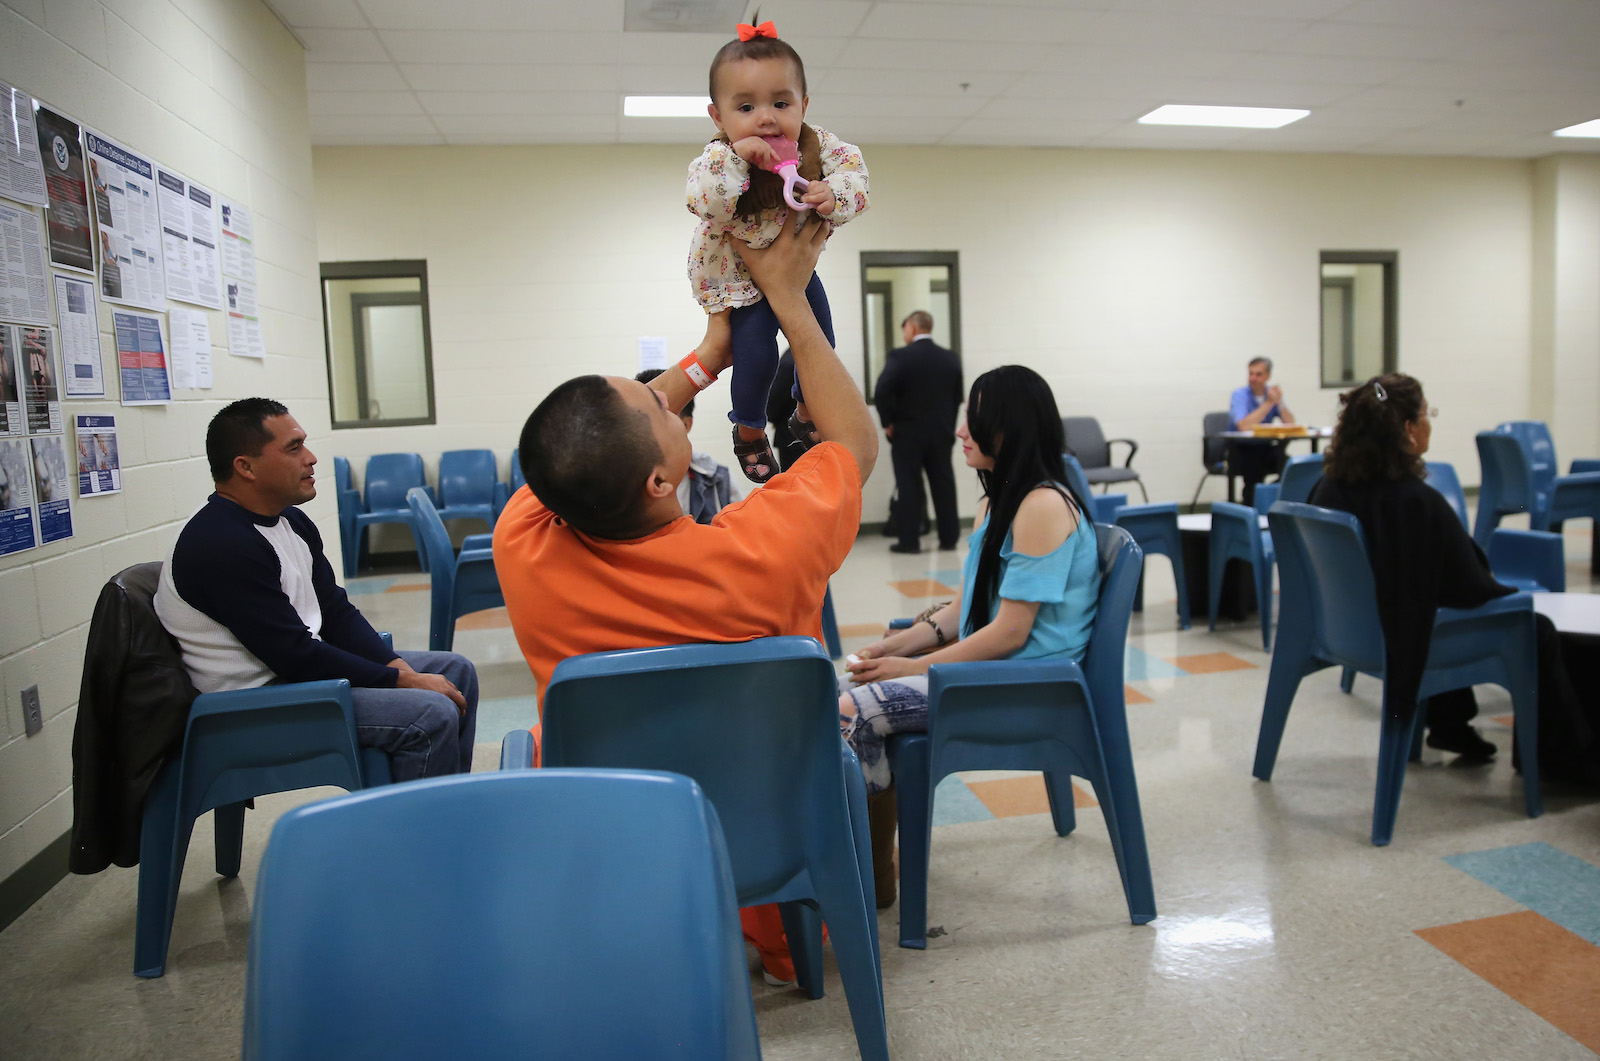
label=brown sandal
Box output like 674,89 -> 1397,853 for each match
788,409 -> 821,452
732,426 -> 779,483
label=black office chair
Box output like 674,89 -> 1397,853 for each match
1190,411 -> 1233,511
1061,416 -> 1146,500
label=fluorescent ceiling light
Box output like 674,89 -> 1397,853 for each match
624,95 -> 710,118
1553,118 -> 1600,138
1138,105 -> 1309,129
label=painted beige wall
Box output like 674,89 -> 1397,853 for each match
315,143 -> 1540,523
0,0 -> 323,873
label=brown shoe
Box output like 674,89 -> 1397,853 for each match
867,787 -> 898,909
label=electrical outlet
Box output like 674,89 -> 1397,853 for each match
21,685 -> 42,736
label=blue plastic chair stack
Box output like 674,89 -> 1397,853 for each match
332,457 -> 360,577
436,448 -> 505,531
1276,452 -> 1324,503
1066,455 -> 1190,630
508,447 -> 526,495
112,564 -> 393,978
540,637 -> 888,1061
885,524 -> 1156,950
1208,500 -> 1274,650
406,487 -> 503,652
243,770 -> 761,1061
1427,461 -> 1564,592
345,452 -> 433,577
1254,502 -> 1541,846
1475,421 -> 1600,547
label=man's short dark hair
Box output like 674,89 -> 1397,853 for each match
635,369 -> 693,419
1249,357 -> 1273,372
207,397 -> 288,482
903,310 -> 934,334
520,376 -> 662,539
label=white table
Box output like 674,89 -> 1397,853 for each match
1530,591 -> 1600,637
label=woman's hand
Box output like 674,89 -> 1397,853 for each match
847,654 -> 928,684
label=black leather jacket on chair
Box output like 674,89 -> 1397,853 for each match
69,562 -> 197,874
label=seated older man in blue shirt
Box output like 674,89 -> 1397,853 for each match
1229,357 -> 1296,505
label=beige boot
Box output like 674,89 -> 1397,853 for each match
867,787 -> 898,909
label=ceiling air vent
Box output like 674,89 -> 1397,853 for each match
623,0 -> 750,33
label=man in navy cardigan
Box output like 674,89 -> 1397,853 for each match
155,398 -> 477,781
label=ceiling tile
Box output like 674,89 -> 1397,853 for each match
1114,0 -> 1347,16
400,63 -> 622,93
307,90 -> 423,116
437,114 -> 619,140
855,3 -> 1103,44
742,0 -> 875,38
1266,21 -> 1483,61
1161,78 -> 1355,109
832,38 -> 1061,72
816,69 -> 1012,98
417,91 -> 620,118
1225,51 -> 1426,87
354,0 -> 617,32
296,27 -> 390,63
264,0 -> 366,30
1332,0 -> 1580,31
808,93 -> 987,122
1079,10 -> 1312,52
377,30 -> 621,65
974,96 -> 1151,123
306,63 -> 410,92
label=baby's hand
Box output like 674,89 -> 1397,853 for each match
730,136 -> 776,170
801,183 -> 836,215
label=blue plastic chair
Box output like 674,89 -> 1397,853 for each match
1252,482 -> 1280,517
1065,456 -> 1185,627
436,448 -> 504,531
508,447 -> 526,495
541,637 -> 887,1061
332,457 -> 360,577
821,584 -> 844,659
347,453 -> 433,576
885,525 -> 1156,950
1475,422 -> 1600,546
1426,461 -> 1564,592
1254,502 -> 1541,846
1277,453 -> 1324,503
406,487 -> 503,652
500,727 -> 535,769
243,770 -> 761,1061
1208,501 -> 1274,650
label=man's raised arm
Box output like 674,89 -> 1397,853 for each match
738,214 -> 879,482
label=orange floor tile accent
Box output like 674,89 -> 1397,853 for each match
383,583 -> 429,593
1416,911 -> 1600,1053
1169,652 -> 1257,674
1490,714 -> 1515,728
1125,684 -> 1152,705
889,579 -> 958,598
454,607 -> 512,631
965,775 -> 1096,818
837,623 -> 882,638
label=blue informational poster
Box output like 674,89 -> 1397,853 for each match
113,310 -> 171,405
76,414 -> 120,495
0,437 -> 38,555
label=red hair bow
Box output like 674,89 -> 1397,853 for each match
737,21 -> 777,41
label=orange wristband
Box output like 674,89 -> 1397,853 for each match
679,350 -> 718,391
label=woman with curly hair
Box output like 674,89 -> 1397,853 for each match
1309,374 -> 1595,784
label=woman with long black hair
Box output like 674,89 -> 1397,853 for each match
841,365 -> 1101,904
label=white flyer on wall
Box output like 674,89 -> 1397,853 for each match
53,273 -> 104,397
0,323 -> 21,436
0,201 -> 52,324
226,278 -> 263,358
0,79 -> 48,207
19,325 -> 62,434
30,433 -> 71,544
75,414 -> 120,495
0,436 -> 37,555
637,336 -> 669,373
156,168 -> 223,309
85,129 -> 166,311
219,197 -> 255,284
168,306 -> 213,389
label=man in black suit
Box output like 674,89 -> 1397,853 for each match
874,310 -> 963,554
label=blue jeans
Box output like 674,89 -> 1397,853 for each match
350,650 -> 479,782
727,271 -> 834,430
840,674 -> 929,794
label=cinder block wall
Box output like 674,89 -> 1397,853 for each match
0,0 -> 320,880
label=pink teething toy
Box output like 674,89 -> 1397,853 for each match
761,135 -> 811,211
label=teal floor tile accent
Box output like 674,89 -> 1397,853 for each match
475,695 -> 541,746
344,577 -> 396,595
1124,645 -> 1188,682
932,775 -> 995,827
1444,842 -> 1600,945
